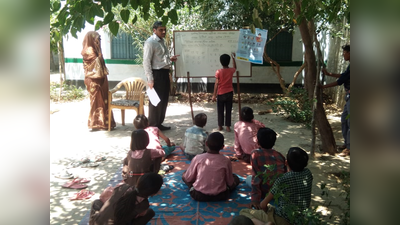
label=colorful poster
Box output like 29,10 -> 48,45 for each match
236,28 -> 268,64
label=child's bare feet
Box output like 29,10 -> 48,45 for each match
229,156 -> 238,161
226,126 -> 231,132
218,126 -> 223,131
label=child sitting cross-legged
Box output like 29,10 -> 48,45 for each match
134,115 -> 175,161
122,129 -> 165,187
89,172 -> 163,225
248,128 -> 287,209
182,132 -> 240,201
180,113 -> 209,160
234,107 -> 265,163
240,147 -> 313,225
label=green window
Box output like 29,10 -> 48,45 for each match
265,31 -> 293,62
111,32 -> 140,60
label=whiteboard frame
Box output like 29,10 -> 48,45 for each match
173,30 -> 252,78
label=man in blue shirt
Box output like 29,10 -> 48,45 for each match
322,44 -> 350,157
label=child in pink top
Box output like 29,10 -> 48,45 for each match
134,115 -> 176,159
182,132 -> 240,201
234,107 -> 265,163
212,53 -> 237,132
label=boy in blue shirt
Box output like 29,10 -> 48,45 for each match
180,113 -> 209,160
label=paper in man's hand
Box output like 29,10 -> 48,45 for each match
146,88 -> 161,107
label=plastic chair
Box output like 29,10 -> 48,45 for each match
108,77 -> 146,131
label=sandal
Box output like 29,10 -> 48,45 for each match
76,178 -> 91,183
79,157 -> 91,164
69,157 -> 90,168
55,170 -> 74,179
62,178 -> 88,189
81,162 -> 99,168
160,164 -> 174,173
338,149 -> 350,157
69,189 -> 95,200
94,155 -> 107,162
70,162 -> 82,168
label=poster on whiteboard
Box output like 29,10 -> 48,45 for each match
236,28 -> 268,64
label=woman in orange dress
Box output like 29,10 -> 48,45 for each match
81,31 -> 115,130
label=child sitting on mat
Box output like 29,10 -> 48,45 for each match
228,215 -> 255,225
240,147 -> 313,225
134,115 -> 175,159
234,107 -> 265,163
248,128 -> 287,210
182,132 -> 240,201
180,113 -> 209,160
89,172 -> 163,225
122,129 -> 165,187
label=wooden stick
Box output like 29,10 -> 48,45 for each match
187,72 -> 195,123
236,71 -> 242,121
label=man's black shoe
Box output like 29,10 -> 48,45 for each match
158,125 -> 171,131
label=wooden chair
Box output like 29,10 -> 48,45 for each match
108,77 -> 146,131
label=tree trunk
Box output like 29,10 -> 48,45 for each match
57,40 -> 65,101
295,2 -> 337,155
50,50 -> 57,72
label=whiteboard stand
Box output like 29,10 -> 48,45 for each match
187,72 -> 195,123
236,71 -> 242,121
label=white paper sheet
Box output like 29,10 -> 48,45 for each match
146,88 -> 161,107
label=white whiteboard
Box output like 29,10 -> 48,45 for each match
173,30 -> 252,78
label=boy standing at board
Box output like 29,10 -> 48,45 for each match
212,53 -> 237,132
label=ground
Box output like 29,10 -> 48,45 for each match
50,93 -> 350,225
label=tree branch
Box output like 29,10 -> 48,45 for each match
263,52 -> 286,94
288,61 -> 307,92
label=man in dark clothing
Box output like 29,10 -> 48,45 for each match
322,44 -> 350,156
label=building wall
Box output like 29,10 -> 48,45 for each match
64,24 -> 147,82
64,24 -> 304,88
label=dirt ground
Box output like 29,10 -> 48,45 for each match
50,94 -> 349,224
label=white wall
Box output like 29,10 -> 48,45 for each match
64,25 -> 303,84
64,23 -> 147,81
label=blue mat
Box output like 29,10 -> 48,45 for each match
79,147 -> 252,225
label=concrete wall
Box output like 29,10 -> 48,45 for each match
64,23 -> 304,87
63,23 -> 147,82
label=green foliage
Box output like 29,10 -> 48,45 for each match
248,0 -> 350,41
268,87 -> 313,128
255,164 -> 280,187
50,0 -> 62,53
258,164 -> 327,225
50,82 -> 87,102
338,171 -> 350,224
51,0 -> 184,37
110,3 -> 210,66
